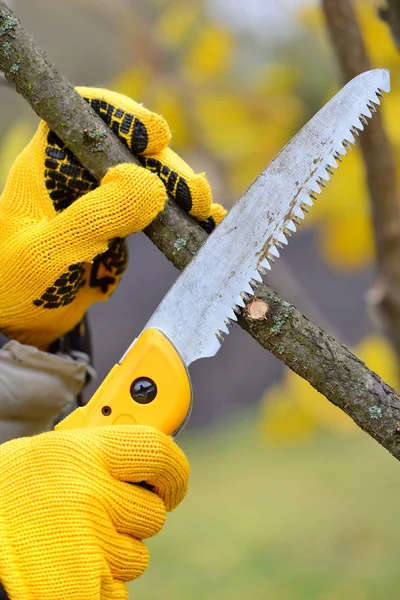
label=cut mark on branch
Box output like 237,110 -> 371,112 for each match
245,298 -> 269,321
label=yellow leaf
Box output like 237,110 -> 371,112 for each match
109,67 -> 150,102
155,3 -> 201,49
320,215 -> 374,270
182,26 -> 234,84
151,85 -> 191,150
0,120 -> 35,192
194,92 -> 257,161
254,64 -> 301,97
259,382 -> 319,445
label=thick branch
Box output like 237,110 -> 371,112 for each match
322,0 -> 400,359
1,2 -> 400,459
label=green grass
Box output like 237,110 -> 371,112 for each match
129,414 -> 400,599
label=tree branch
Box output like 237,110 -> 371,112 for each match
322,0 -> 400,361
1,1 -> 400,459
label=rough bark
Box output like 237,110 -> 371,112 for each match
240,288 -> 400,457
322,0 -> 400,360
1,1 -> 400,459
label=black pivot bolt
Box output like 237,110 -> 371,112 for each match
130,377 -> 157,404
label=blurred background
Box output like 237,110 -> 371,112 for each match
2,0 -> 400,597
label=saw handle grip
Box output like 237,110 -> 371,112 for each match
55,328 -> 192,436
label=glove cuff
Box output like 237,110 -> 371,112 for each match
0,453 -> 33,600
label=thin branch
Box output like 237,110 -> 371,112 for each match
1,2 -> 400,459
322,0 -> 400,361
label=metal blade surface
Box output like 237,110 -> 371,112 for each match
144,69 -> 390,366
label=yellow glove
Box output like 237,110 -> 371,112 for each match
0,87 -> 226,349
0,425 -> 189,600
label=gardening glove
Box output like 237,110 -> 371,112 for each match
0,87 -> 226,350
0,425 -> 189,600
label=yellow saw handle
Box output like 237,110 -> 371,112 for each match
55,328 -> 192,436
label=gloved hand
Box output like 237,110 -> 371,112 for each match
0,87 -> 226,350
0,425 -> 189,600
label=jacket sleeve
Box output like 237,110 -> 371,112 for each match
0,318 -> 96,444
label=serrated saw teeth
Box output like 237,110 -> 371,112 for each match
250,271 -> 263,284
309,179 -> 321,194
235,80 -> 388,322
268,245 -> 280,257
221,321 -> 231,334
235,297 -> 246,309
325,165 -> 335,176
225,306 -> 237,322
257,265 -> 269,276
249,279 -> 260,290
256,258 -> 271,276
286,220 -> 297,232
242,280 -> 255,295
376,89 -> 384,98
362,105 -> 373,119
276,231 -> 288,245
260,257 -> 271,270
333,151 -> 343,162
293,207 -> 305,219
325,154 -> 338,168
240,291 -> 253,303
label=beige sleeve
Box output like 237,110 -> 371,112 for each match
0,340 -> 95,443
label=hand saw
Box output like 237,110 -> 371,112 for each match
55,69 -> 390,437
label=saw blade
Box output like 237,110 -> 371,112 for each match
142,69 -> 390,366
